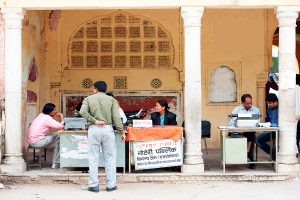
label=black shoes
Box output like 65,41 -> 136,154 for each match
106,186 -> 117,192
88,185 -> 99,193
87,185 -> 117,192
248,163 -> 256,169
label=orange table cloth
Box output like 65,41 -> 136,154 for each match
126,126 -> 183,141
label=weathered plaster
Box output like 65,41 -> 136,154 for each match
22,10 -> 46,154
48,10 -> 60,31
28,57 -> 38,82
209,66 -> 237,103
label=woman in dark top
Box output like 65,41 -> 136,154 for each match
151,100 -> 177,125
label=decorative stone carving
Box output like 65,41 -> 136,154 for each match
113,76 -> 127,89
115,56 -> 126,67
74,27 -> 84,38
100,56 -> 112,68
71,41 -> 84,53
101,27 -> 112,38
82,78 -> 93,89
71,56 -> 84,67
86,56 -> 98,68
151,78 -> 162,88
130,41 -> 141,52
144,41 -> 155,52
87,41 -> 98,53
101,41 -> 112,52
68,11 -> 174,69
130,56 -> 142,67
115,41 -> 126,52
144,56 -> 156,67
144,26 -> 155,38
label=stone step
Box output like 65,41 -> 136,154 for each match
0,173 -> 297,185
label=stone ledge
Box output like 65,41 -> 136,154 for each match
0,173 -> 297,185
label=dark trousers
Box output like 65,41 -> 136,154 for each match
297,121 -> 300,151
244,132 -> 255,161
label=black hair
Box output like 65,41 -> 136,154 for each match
241,94 -> 252,102
296,74 -> 300,85
157,100 -> 169,112
265,93 -> 278,102
94,81 -> 107,92
75,102 -> 82,111
106,93 -> 114,98
42,103 -> 56,115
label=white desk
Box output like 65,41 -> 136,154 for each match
218,126 -> 279,173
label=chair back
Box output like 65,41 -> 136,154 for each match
182,120 -> 211,138
201,120 -> 211,138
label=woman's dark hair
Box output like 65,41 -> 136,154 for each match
241,94 -> 252,102
265,93 -> 278,102
157,100 -> 169,111
42,103 -> 56,115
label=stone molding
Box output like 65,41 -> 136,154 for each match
181,6 -> 204,28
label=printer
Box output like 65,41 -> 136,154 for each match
64,117 -> 86,130
236,113 -> 260,128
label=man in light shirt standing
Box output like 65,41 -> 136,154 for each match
80,81 -> 126,193
27,103 -> 64,169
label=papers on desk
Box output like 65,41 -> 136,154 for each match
218,126 -> 235,129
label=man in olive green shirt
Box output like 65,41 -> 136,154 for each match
80,81 -> 126,193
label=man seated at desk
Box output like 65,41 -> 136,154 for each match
229,94 -> 260,169
151,100 -> 177,126
27,103 -> 64,169
256,93 -> 278,161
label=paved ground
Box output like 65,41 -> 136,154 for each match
1,178 -> 300,200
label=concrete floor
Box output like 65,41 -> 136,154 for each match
1,179 -> 300,200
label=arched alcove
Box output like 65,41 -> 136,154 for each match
209,66 -> 237,103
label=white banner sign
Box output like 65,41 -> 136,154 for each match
132,138 -> 183,170
133,120 -> 153,128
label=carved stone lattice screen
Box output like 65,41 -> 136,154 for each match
68,12 -> 174,69
113,76 -> 127,89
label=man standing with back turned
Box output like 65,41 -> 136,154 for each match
80,81 -> 126,193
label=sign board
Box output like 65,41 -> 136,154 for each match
133,120 -> 153,128
132,138 -> 183,170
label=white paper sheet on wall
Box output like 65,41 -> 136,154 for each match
78,141 -> 88,154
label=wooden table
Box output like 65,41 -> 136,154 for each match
218,126 -> 279,173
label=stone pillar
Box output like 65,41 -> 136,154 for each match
0,8 -> 25,174
181,6 -> 204,173
276,6 -> 300,173
0,13 -> 4,101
